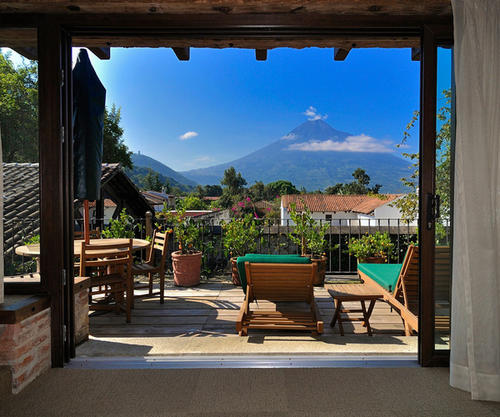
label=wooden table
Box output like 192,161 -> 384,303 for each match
15,238 -> 150,272
327,284 -> 384,336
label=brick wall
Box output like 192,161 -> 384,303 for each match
0,308 -> 51,394
75,287 -> 89,345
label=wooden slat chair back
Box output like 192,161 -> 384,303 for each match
236,262 -> 323,336
79,239 -> 133,323
74,228 -> 101,239
131,230 -> 171,304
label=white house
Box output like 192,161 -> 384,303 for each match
280,194 -> 416,227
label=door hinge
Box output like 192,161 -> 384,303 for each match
61,69 -> 65,88
62,269 -> 67,286
63,324 -> 67,342
426,193 -> 441,230
60,125 -> 65,144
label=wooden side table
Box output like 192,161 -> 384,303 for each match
327,284 -> 384,336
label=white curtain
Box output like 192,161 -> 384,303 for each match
450,0 -> 500,402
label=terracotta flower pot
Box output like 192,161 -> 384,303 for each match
172,251 -> 202,287
310,256 -> 327,286
358,256 -> 386,264
230,257 -> 241,286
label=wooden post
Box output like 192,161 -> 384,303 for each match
83,199 -> 90,243
145,211 -> 153,238
419,25 -> 437,367
38,19 -> 66,367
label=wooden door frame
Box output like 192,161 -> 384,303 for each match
1,13 -> 452,367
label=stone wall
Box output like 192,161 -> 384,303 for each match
0,308 -> 51,394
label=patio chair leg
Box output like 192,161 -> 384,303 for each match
148,272 -> 153,295
159,272 -> 165,304
361,300 -> 373,336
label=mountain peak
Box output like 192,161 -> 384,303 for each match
286,119 -> 352,142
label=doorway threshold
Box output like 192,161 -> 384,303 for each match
67,354 -> 418,369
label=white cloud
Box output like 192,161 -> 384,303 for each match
281,133 -> 297,140
303,106 -> 328,121
179,131 -> 199,140
288,134 -> 394,153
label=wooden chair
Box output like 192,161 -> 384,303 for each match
357,245 -> 419,335
74,227 -> 101,239
131,230 -> 171,304
236,262 -> 323,336
79,239 -> 133,323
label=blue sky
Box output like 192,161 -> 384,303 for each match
8,46 -> 451,172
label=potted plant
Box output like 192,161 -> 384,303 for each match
222,213 -> 260,285
287,201 -> 330,286
348,231 -> 394,263
163,208 -> 202,287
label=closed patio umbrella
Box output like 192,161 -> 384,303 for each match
73,49 -> 106,243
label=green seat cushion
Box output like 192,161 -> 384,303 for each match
357,263 -> 403,292
237,254 -> 310,293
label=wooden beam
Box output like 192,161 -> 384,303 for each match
172,47 -> 189,61
255,49 -> 267,61
333,47 -> 351,61
412,47 -> 421,61
12,46 -> 37,60
89,47 -> 110,60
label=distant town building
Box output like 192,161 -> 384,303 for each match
141,190 -> 176,211
280,194 -> 415,227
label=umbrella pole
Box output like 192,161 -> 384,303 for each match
83,199 -> 90,244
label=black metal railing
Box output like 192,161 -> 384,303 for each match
6,216 -> 451,277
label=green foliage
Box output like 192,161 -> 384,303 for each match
140,168 -> 164,191
161,207 -> 201,254
103,104 -> 133,169
348,232 -> 394,262
325,168 -> 381,195
177,195 -> 207,210
24,234 -> 40,245
221,166 -> 247,194
221,213 -> 261,257
0,52 -> 38,162
102,208 -> 138,238
392,89 -> 452,244
194,184 -> 222,198
287,200 -> 329,257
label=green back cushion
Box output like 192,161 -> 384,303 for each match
237,254 -> 310,293
357,263 -> 403,292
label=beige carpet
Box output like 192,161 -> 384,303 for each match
3,367 -> 500,416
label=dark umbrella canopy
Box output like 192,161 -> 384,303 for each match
73,49 -> 106,200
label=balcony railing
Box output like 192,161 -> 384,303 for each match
6,216 -> 450,276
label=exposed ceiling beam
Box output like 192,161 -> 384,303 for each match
333,47 -> 351,61
89,47 -> 110,60
255,49 -> 267,61
172,47 -> 190,61
12,47 -> 37,60
411,47 -> 421,61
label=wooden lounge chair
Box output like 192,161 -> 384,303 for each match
357,245 -> 419,336
236,262 -> 323,336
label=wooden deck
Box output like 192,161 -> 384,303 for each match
89,279 -> 410,338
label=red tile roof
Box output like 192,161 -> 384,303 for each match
281,194 -> 401,215
88,199 -> 116,208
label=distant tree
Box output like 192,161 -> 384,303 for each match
204,184 -> 223,197
221,166 -> 247,194
264,180 -> 299,200
178,194 -> 207,210
325,168 -> 381,195
249,181 -> 266,201
141,169 -> 163,191
102,104 -> 133,169
220,167 -> 247,208
0,52 -> 38,162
